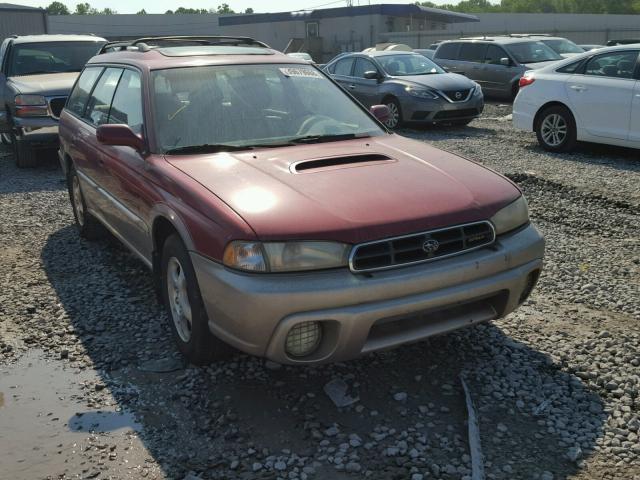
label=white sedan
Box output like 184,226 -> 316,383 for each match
513,45 -> 640,152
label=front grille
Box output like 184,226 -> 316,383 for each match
349,221 -> 495,272
48,97 -> 67,118
442,88 -> 472,102
433,108 -> 478,120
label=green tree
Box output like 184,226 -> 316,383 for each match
216,3 -> 235,14
74,2 -> 97,14
245,7 -> 254,13
46,1 -> 70,14
100,7 -> 117,14
137,8 -> 147,14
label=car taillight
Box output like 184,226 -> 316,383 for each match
519,76 -> 535,88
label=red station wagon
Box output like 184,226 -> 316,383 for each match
58,36 -> 545,365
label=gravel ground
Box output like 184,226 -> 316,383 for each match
0,103 -> 638,480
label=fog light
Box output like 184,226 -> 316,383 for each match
285,321 -> 322,357
519,269 -> 540,304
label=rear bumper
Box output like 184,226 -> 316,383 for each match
191,223 -> 544,365
513,100 -> 536,131
400,93 -> 484,124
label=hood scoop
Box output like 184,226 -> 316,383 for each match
292,154 -> 394,173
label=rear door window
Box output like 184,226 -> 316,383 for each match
66,66 -> 103,117
435,42 -> 460,60
84,68 -> 123,126
583,51 -> 639,79
333,57 -> 355,76
108,69 -> 143,134
459,43 -> 488,63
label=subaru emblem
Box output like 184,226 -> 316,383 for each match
422,239 -> 440,254
455,91 -> 463,100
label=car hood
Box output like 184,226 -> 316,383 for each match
8,72 -> 80,96
165,135 -> 520,244
522,60 -> 561,70
394,73 -> 474,90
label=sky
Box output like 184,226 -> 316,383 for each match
15,0 -> 465,15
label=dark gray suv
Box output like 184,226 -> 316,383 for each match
434,37 -> 563,99
0,35 -> 106,167
324,51 -> 484,128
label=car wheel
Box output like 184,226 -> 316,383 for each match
384,98 -> 403,129
535,106 -> 577,153
11,133 -> 38,168
161,233 -> 234,365
67,164 -> 104,239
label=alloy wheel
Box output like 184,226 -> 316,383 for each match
385,102 -> 400,129
540,113 -> 568,148
167,257 -> 193,343
72,175 -> 85,226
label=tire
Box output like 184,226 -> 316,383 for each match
383,97 -> 403,129
161,234 -> 234,365
511,82 -> 520,101
67,164 -> 104,239
11,133 -> 38,168
535,105 -> 577,153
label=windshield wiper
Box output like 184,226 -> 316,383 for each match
288,133 -> 369,144
164,144 -> 253,155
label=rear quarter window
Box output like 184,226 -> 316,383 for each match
435,42 -> 460,60
66,67 -> 103,117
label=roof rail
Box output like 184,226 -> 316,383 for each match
459,36 -> 495,41
98,36 -> 270,54
507,33 -> 551,37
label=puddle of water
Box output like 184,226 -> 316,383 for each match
0,350 -> 141,478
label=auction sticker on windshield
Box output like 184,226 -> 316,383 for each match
280,67 -> 323,79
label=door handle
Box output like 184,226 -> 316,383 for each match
635,93 -> 640,98
570,85 -> 587,92
348,84 -> 356,89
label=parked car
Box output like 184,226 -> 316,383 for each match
513,45 -> 640,152
434,37 -> 563,99
579,44 -> 604,52
287,52 -> 315,63
606,39 -> 640,46
505,34 -> 584,58
59,36 -> 544,366
0,34 -> 106,167
323,51 -> 484,128
414,48 -> 435,60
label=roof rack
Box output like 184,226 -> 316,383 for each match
459,36 -> 495,41
98,35 -> 269,54
507,33 -> 551,37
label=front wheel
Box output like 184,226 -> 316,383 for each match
535,106 -> 577,153
161,234 -> 234,365
383,98 -> 403,129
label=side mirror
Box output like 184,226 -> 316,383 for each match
96,124 -> 145,152
500,57 -> 511,66
370,104 -> 390,124
363,70 -> 380,80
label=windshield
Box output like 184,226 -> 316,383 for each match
8,41 -> 105,76
376,54 -> 444,76
542,39 -> 584,55
505,41 -> 562,64
152,64 -> 385,153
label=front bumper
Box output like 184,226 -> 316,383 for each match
400,93 -> 484,124
191,223 -> 544,365
13,117 -> 59,148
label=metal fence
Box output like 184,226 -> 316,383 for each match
380,28 -> 640,49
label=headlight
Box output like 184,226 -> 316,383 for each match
14,94 -> 48,117
472,83 -> 482,95
404,86 -> 439,100
15,94 -> 47,106
223,241 -> 350,273
490,196 -> 529,235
